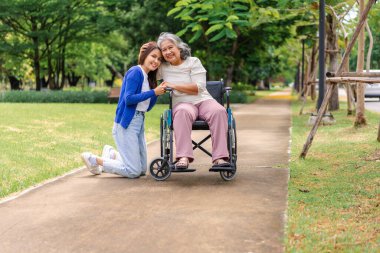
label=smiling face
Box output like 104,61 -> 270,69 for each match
160,39 -> 182,66
141,48 -> 162,73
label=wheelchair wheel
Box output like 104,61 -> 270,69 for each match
220,170 -> 236,181
149,158 -> 171,181
161,111 -> 171,158
221,118 -> 237,181
229,118 -> 237,164
160,115 -> 164,157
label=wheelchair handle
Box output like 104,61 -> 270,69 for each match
224,86 -> 232,109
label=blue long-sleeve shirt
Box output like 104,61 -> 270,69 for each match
114,66 -> 157,129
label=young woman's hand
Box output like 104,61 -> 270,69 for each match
154,84 -> 166,96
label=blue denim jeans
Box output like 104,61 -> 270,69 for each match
102,111 -> 147,178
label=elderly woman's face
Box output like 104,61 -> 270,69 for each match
160,40 -> 182,66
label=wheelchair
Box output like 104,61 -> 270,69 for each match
149,80 -> 237,181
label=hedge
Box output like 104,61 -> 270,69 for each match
0,90 -> 108,103
0,89 -> 248,104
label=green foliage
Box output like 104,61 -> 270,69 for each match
156,93 -> 170,104
167,0 -> 310,85
226,91 -> 248,103
231,82 -> 255,92
169,0 -> 252,43
0,90 -> 108,103
108,0 -> 181,69
0,0 -> 102,89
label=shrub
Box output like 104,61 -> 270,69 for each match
231,82 -> 255,92
226,91 -> 248,103
0,90 -> 108,103
156,93 -> 170,104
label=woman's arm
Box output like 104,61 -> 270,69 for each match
122,67 -> 166,105
161,81 -> 198,95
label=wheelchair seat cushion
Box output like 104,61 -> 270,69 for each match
192,120 -> 209,130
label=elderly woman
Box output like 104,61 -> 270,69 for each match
156,32 -> 230,169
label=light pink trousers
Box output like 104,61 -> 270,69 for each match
173,99 -> 229,162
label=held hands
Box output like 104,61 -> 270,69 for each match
154,83 -> 166,96
161,81 -> 174,89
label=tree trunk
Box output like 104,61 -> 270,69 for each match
365,21 -> 373,72
60,19 -> 70,89
8,76 -> 22,90
355,0 -> 367,127
294,63 -> 300,93
226,38 -> 238,86
68,72 -> 81,86
377,119 -> 380,142
326,14 -> 339,111
264,77 -> 270,90
60,51 -> 65,89
46,42 -> 57,90
345,84 -> 354,115
32,20 -> 41,91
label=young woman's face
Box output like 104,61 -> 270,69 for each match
142,48 -> 162,72
160,40 -> 182,66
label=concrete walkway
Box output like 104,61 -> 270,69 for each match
0,90 -> 291,253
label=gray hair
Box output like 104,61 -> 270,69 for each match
157,32 -> 191,60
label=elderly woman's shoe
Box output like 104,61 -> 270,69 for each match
175,157 -> 189,170
212,159 -> 231,168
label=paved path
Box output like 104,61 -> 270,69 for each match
0,91 -> 291,253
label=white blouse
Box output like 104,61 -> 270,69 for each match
136,65 -> 151,112
157,57 -> 213,106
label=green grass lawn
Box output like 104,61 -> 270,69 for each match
0,103 -> 166,198
287,100 -> 380,252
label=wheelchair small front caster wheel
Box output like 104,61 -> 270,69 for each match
149,158 -> 171,181
220,169 -> 236,181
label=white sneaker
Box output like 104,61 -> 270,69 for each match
100,145 -> 117,172
81,152 -> 102,175
102,145 -> 116,160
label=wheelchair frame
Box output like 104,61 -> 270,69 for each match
149,80 -> 237,181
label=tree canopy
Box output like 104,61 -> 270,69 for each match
0,0 -> 378,90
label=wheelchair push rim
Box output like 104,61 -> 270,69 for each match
221,118 -> 237,181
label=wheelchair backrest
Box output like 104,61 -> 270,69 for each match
206,80 -> 224,106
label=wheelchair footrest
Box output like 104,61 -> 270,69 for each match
171,168 -> 196,173
209,166 -> 235,172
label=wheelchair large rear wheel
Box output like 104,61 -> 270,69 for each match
160,113 -> 171,158
160,116 -> 164,156
221,118 -> 237,181
149,158 -> 171,181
